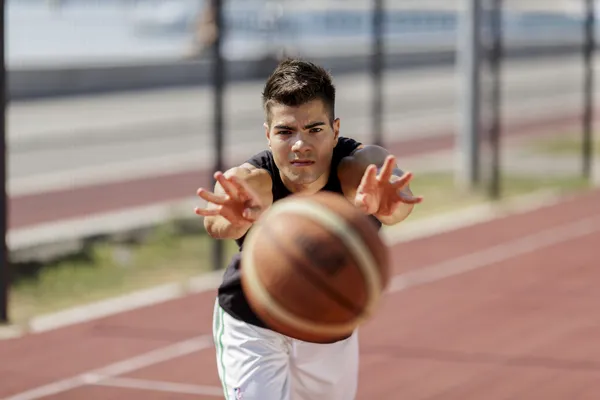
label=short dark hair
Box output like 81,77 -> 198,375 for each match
262,58 -> 336,124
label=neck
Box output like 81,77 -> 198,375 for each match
280,170 -> 330,195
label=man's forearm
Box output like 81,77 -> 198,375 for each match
375,202 -> 414,225
204,217 -> 251,240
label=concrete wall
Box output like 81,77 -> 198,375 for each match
8,42 -> 583,101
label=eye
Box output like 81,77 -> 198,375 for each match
309,128 -> 323,133
277,130 -> 292,135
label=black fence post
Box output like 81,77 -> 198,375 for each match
457,0 -> 483,189
212,0 -> 225,271
487,0 -> 503,200
0,0 -> 9,324
583,0 -> 595,180
372,0 -> 384,147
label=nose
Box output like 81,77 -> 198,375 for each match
291,134 -> 311,154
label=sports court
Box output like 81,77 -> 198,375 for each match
2,188 -> 600,400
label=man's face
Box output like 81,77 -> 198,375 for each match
265,98 -> 340,192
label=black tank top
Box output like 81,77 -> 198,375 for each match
216,136 -> 383,329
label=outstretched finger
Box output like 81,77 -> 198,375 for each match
194,206 -> 222,217
215,172 -> 239,199
197,188 -> 228,205
230,176 -> 262,205
242,206 -> 263,222
391,171 -> 414,190
358,164 -> 378,192
396,192 -> 424,205
377,155 -> 396,183
354,193 -> 372,214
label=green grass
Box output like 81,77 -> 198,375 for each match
407,171 -> 590,219
9,222 -> 239,325
527,134 -> 600,156
6,171 -> 592,325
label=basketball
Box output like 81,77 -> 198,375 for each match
240,191 -> 391,343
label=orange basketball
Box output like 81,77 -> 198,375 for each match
240,191 -> 391,343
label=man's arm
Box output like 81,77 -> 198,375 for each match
338,145 -> 416,226
203,163 -> 273,239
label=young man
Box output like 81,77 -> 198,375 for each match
194,58 -> 422,400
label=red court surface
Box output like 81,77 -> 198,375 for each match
1,188 -> 600,399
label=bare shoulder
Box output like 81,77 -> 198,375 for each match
336,144 -> 379,176
219,163 -> 273,207
224,163 -> 273,188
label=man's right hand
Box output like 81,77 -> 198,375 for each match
194,171 -> 265,228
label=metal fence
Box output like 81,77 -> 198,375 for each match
456,0 -> 596,200
0,0 -> 596,324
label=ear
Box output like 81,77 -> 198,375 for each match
332,118 -> 340,143
264,122 -> 271,147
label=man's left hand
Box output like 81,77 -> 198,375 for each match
354,155 -> 423,217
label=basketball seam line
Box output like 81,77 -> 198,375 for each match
265,198 -> 383,314
241,217 -> 363,336
262,222 -> 365,317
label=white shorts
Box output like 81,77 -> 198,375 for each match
212,299 -> 359,400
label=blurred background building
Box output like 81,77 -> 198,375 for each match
7,0 -> 594,65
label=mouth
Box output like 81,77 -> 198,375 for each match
290,160 -> 315,167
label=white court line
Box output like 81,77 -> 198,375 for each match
4,336 -> 213,400
6,210 -> 600,400
88,375 -> 223,397
389,214 -> 600,292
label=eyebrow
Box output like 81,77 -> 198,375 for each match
273,121 -> 326,131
